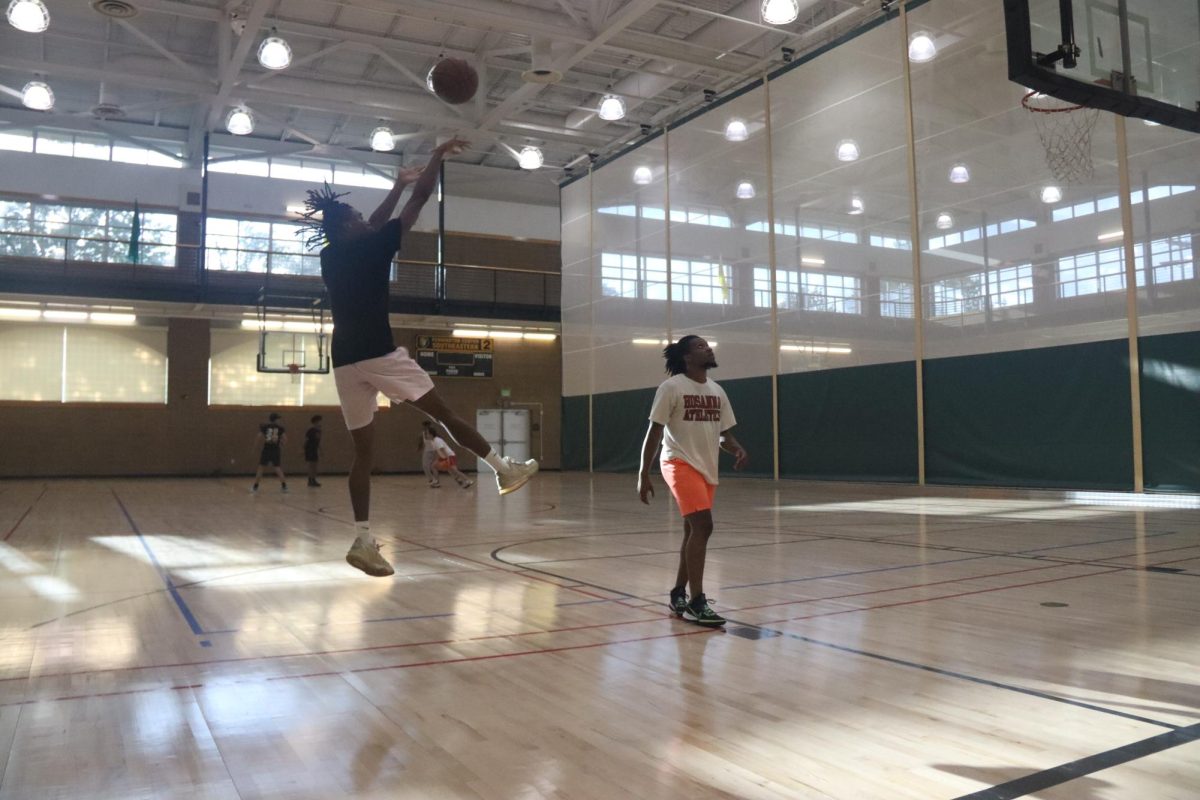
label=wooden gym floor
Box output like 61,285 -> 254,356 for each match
0,473 -> 1197,799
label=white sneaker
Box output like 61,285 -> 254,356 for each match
345,538 -> 394,577
459,479 -> 474,489
495,458 -> 538,496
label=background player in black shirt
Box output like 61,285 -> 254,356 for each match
305,414 -> 323,487
300,138 -> 537,578
251,412 -> 288,494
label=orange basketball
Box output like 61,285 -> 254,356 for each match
428,58 -> 479,105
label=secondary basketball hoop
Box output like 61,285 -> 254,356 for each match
1022,90 -> 1100,184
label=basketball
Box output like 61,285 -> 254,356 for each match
428,58 -> 479,105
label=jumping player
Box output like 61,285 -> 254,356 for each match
637,335 -> 748,626
299,137 -> 537,578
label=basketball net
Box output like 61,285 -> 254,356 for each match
1022,91 -> 1100,184
287,363 -> 301,385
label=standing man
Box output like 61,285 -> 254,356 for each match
251,412 -> 289,494
638,335 -> 748,626
299,137 -> 537,579
305,414 -> 323,487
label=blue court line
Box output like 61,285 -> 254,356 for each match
111,490 -> 211,637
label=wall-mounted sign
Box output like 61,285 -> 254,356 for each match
416,335 -> 493,377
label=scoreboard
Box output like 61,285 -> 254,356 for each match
416,335 -> 494,377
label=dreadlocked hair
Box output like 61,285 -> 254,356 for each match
296,182 -> 354,250
663,335 -> 701,376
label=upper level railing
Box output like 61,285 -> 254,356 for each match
0,231 -> 562,318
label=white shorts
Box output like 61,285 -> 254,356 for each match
334,348 -> 435,430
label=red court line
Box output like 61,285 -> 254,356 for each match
756,568 -> 1123,626
0,611 -> 675,685
2,485 -> 47,542
724,543 -> 1200,616
0,627 -> 717,708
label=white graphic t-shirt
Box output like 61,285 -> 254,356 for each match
648,373 -> 736,485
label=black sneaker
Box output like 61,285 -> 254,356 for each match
668,587 -> 688,617
683,594 -> 725,627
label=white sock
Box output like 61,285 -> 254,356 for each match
354,521 -> 371,546
483,450 -> 509,474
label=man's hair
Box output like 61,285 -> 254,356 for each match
269,412 -> 280,421
310,415 -> 322,423
297,182 -> 354,250
663,335 -> 702,376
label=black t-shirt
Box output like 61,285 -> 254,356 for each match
260,422 -> 285,449
320,218 -> 402,367
305,427 -> 321,452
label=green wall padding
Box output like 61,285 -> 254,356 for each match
561,395 -> 590,471
592,387 -> 656,472
924,340 -> 1133,489
1139,330 -> 1200,492
710,375 -> 775,477
777,362 -> 918,482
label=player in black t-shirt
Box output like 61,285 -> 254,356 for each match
305,414 -> 323,487
251,412 -> 288,494
299,138 -> 538,578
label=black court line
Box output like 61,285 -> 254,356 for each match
950,722 -> 1200,800
490,542 -> 1185,732
721,618 -> 1182,731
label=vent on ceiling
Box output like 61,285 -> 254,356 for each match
91,0 -> 139,19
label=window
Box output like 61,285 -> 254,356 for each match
1150,235 -> 1194,285
597,204 -> 731,229
754,268 -> 861,313
671,259 -> 731,304
1050,185 -> 1196,222
205,217 -> 321,276
988,264 -> 1034,308
928,218 -> 1036,251
1058,245 -> 1145,297
601,252 -> 639,297
0,321 -> 167,403
881,278 -> 914,318
748,220 -> 859,244
870,234 -> 911,251
0,198 -> 176,266
927,265 -> 1032,317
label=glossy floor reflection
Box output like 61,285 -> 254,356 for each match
0,474 -> 1197,799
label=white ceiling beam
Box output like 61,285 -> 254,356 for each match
205,0 -> 272,130
115,18 -> 214,84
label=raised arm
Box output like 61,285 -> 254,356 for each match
638,421 -> 664,504
397,137 -> 469,235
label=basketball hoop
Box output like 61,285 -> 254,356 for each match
287,363 -> 301,385
1022,91 -> 1100,184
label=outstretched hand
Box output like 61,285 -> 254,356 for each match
396,166 -> 425,185
435,137 -> 470,157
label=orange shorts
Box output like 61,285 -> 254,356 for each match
661,459 -> 716,517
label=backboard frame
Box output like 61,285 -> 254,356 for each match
1004,0 -> 1200,133
254,290 -> 332,375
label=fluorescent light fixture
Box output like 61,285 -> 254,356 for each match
89,312 -> 136,325
453,328 -> 490,338
736,180 -> 756,199
1097,230 -> 1124,241
949,163 -> 970,183
369,126 -> 395,151
7,0 -> 49,33
21,80 -> 53,110
488,330 -> 524,339
517,146 -> 543,170
724,118 -> 749,142
848,195 -> 864,215
598,94 -> 626,121
42,310 -> 87,322
1040,185 -> 1062,203
633,338 -> 717,346
780,344 -> 853,354
633,166 -> 653,185
936,212 -> 953,230
226,108 -> 253,135
0,307 -> 41,320
908,32 -> 937,62
800,256 -> 825,266
1143,119 -> 1161,127
761,0 -> 799,25
257,32 -> 292,70
835,139 -> 859,162
522,332 -> 557,341
285,204 -> 307,215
